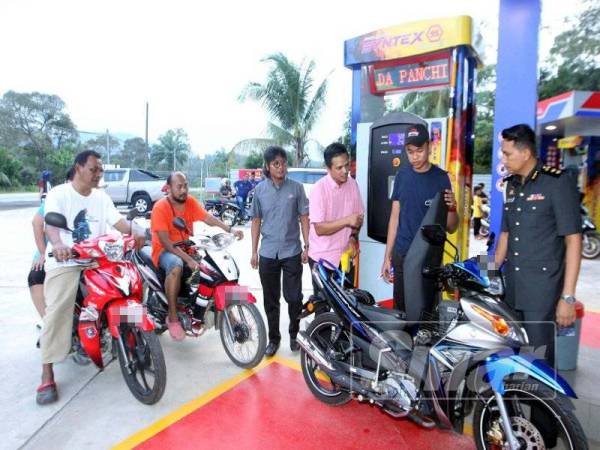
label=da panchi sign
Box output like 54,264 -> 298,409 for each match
369,52 -> 450,94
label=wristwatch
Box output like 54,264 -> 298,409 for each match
561,294 -> 577,305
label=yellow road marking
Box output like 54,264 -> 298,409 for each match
112,357 -> 274,450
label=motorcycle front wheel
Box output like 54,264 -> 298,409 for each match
218,303 -> 266,369
582,232 -> 600,259
300,312 -> 352,406
473,377 -> 587,450
116,326 -> 167,405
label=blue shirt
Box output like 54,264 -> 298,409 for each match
234,180 -> 253,199
32,202 -> 46,261
392,165 -> 451,256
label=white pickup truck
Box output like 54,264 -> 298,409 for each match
103,168 -> 166,213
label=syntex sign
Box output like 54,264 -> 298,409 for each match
361,25 -> 444,54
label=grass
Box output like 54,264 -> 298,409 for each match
0,185 -> 38,193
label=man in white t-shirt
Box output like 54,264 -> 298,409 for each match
37,150 -> 145,405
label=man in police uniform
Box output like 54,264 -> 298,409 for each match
495,124 -> 582,367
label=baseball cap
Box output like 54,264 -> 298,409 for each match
405,124 -> 429,147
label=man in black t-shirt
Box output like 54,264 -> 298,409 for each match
381,124 -> 459,311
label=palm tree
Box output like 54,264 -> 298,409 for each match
239,53 -> 328,166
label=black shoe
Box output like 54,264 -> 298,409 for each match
265,341 -> 280,357
290,338 -> 300,352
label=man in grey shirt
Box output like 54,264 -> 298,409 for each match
250,146 -> 310,357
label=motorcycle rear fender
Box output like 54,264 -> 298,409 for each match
481,351 -> 576,398
106,299 -> 155,337
214,282 -> 256,310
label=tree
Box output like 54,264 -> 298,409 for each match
538,0 -> 600,99
239,53 -> 329,166
245,150 -> 264,169
0,91 -> 77,170
150,128 -> 191,171
121,137 -> 148,168
84,134 -> 121,164
473,64 -> 496,173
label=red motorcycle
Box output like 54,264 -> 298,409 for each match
45,212 -> 167,405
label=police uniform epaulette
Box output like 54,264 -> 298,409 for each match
503,173 -> 514,182
541,165 -> 562,177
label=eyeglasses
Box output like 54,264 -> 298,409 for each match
270,160 -> 288,168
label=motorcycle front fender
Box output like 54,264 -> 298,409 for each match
482,352 -> 577,398
106,299 -> 155,337
214,283 -> 256,311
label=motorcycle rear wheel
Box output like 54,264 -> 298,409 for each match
116,326 -> 166,405
218,303 -> 266,369
473,377 -> 588,450
300,312 -> 352,406
582,232 -> 600,259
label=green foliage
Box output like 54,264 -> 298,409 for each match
150,129 -> 191,171
47,145 -> 79,183
473,64 -> 496,173
538,0 -> 600,99
0,91 -> 77,171
121,137 -> 148,168
386,90 -> 450,118
245,150 -> 264,169
239,53 -> 329,166
0,148 -> 24,185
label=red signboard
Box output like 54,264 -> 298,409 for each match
368,51 -> 451,95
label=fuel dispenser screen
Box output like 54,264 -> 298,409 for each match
368,123 -> 412,243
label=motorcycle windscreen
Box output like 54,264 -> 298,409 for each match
402,192 -> 447,322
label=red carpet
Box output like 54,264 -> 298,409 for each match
136,362 -> 474,450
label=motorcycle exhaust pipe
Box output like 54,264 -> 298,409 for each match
297,331 -> 335,372
297,332 -> 373,397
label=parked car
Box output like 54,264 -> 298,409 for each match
286,168 -> 326,198
103,168 -> 166,213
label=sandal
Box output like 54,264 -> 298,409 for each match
36,381 -> 58,405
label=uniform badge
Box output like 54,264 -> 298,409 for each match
526,193 -> 545,201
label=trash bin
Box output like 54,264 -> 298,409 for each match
556,301 -> 585,371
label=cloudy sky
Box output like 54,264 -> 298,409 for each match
0,0 -> 578,157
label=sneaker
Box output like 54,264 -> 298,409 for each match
167,318 -> 186,341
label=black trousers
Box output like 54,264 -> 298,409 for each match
473,217 -> 482,236
392,252 -> 405,312
259,253 -> 303,343
514,307 -> 556,367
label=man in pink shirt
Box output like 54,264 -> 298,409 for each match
308,143 -> 364,294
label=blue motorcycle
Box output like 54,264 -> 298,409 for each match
297,194 -> 587,450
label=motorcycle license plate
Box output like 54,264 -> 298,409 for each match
115,303 -> 147,325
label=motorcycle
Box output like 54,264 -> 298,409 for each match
297,194 -> 587,450
581,204 -> 600,259
44,212 -> 167,405
129,216 -> 266,368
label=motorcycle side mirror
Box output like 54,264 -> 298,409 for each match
45,212 -> 72,232
173,217 -> 189,233
421,224 -> 446,246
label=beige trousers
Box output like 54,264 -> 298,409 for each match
41,266 -> 85,364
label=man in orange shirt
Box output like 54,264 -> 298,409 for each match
151,171 -> 243,340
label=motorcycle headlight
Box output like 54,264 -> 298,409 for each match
210,233 -> 234,250
100,241 -> 124,261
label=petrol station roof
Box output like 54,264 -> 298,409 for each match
537,91 -> 600,137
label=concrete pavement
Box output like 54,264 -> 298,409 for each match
1,206 -> 599,449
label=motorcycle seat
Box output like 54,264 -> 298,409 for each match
139,246 -> 166,284
356,303 -> 407,331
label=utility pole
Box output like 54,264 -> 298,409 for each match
105,129 -> 110,165
145,102 -> 149,169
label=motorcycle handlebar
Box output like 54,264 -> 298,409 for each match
48,250 -> 80,258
